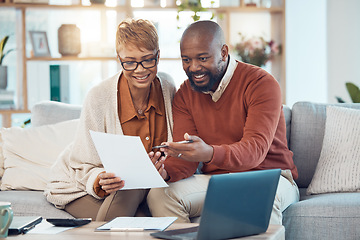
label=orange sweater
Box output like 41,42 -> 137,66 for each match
165,61 -> 298,182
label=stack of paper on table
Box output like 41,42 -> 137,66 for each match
96,217 -> 177,232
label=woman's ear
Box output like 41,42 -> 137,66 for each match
157,49 -> 160,60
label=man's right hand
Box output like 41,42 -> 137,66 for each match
161,133 -> 214,163
98,172 -> 125,194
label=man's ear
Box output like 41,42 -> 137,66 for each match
221,44 -> 229,61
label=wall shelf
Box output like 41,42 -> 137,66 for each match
0,0 -> 285,127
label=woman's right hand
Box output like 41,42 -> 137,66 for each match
98,172 -> 125,194
149,151 -> 169,181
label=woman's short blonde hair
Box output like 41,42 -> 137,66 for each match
116,18 -> 159,54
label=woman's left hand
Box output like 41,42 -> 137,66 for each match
98,172 -> 125,194
149,151 -> 168,180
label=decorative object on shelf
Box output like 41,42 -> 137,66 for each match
90,0 -> 106,4
0,89 -> 15,109
13,0 -> 49,3
0,35 -> 15,90
50,65 -> 70,103
29,31 -> 51,57
336,82 -> 360,103
245,0 -> 258,7
177,0 -> 214,22
234,33 -> 281,67
260,0 -> 271,8
58,24 -> 81,57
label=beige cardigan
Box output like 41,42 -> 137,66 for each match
44,71 -> 176,208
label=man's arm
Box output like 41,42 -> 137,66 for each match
163,85 -> 200,182
204,74 -> 283,172
165,73 -> 284,175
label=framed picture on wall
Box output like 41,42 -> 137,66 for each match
29,31 -> 51,57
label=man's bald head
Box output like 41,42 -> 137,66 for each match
180,20 -> 225,48
179,20 -> 229,92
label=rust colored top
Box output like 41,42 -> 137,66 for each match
94,74 -> 167,197
165,61 -> 298,182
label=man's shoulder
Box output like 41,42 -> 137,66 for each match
176,79 -> 198,98
234,62 -> 278,86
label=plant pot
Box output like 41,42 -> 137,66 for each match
90,0 -> 106,4
58,24 -> 81,56
0,65 -> 8,89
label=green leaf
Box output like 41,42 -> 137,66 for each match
346,82 -> 360,103
0,35 -> 15,65
0,36 -> 9,52
335,96 -> 346,103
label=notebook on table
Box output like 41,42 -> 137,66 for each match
151,169 -> 281,240
8,216 -> 43,235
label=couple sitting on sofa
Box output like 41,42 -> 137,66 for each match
44,18 -> 299,225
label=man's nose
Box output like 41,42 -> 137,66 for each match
189,60 -> 201,72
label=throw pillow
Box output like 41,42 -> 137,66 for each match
0,119 -> 79,191
0,139 -> 4,185
307,106 -> 360,194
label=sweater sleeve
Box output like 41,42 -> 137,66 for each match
69,83 -> 115,199
45,73 -> 123,207
204,74 -> 283,172
164,82 -> 200,182
44,88 -> 109,207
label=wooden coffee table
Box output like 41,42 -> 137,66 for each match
8,222 -> 285,240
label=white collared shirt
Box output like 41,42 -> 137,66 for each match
203,55 -> 238,102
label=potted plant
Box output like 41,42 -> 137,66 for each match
0,35 -> 15,89
177,0 -> 216,23
234,32 -> 281,67
336,82 -> 360,103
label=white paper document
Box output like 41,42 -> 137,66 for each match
95,217 -> 177,232
90,130 -> 168,190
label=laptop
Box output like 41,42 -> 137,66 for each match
8,216 -> 42,235
151,169 -> 281,240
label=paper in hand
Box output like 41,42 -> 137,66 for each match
90,130 -> 168,190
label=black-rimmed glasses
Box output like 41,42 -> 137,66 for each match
118,51 -> 159,71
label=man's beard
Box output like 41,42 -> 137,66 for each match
187,70 -> 221,92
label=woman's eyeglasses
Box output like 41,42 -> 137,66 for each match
118,51 -> 159,71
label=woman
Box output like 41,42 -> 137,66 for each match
45,19 -> 175,221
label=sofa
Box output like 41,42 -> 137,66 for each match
0,101 -> 81,219
1,100 -> 360,239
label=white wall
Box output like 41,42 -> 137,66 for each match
286,0 -> 360,106
327,0 -> 360,103
285,0 -> 327,107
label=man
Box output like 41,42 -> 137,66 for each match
147,20 -> 299,225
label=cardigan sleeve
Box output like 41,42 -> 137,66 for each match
68,85 -> 110,199
45,73 -> 123,207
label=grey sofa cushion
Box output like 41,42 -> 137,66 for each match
283,105 -> 291,148
0,191 -> 73,218
283,190 -> 360,240
289,102 -> 360,188
31,101 -> 82,127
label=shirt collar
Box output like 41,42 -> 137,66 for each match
120,74 -> 163,124
204,55 -> 238,102
148,78 -> 164,116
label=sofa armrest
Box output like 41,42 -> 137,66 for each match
31,101 -> 82,127
283,105 -> 291,148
